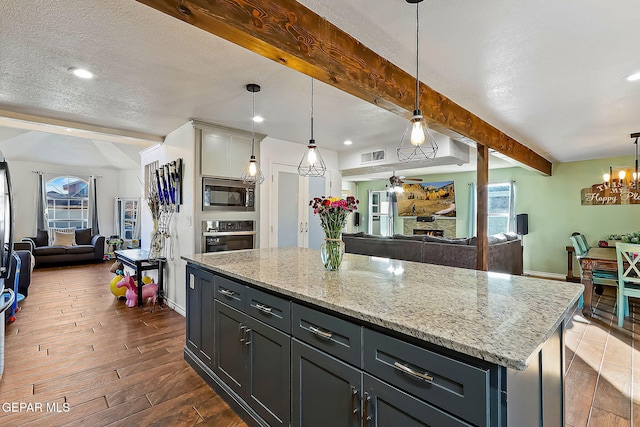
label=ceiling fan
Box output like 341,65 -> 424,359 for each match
388,173 -> 422,193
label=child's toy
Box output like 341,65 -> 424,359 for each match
109,274 -> 126,298
116,274 -> 159,310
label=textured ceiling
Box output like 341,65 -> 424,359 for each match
0,0 -> 639,172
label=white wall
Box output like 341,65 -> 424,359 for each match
140,122 -> 195,315
259,137 -> 341,248
9,160 -> 139,241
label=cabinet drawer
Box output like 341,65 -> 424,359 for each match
363,328 -> 490,427
214,275 -> 245,310
246,287 -> 291,333
292,303 -> 361,367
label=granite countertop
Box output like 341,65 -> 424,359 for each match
184,247 -> 583,371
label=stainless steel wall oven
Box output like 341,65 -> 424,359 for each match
202,220 -> 256,253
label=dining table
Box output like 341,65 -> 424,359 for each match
579,247 -> 618,317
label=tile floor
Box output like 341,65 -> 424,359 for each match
565,286 -> 639,426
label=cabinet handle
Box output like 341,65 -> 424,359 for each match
309,326 -> 333,340
244,328 -> 252,346
300,222 -> 303,232
239,325 -> 246,342
350,386 -> 358,418
305,222 -> 308,232
363,392 -> 371,424
393,361 -> 434,382
255,303 -> 272,314
220,288 -> 235,297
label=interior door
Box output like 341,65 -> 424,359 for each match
272,163 -> 329,249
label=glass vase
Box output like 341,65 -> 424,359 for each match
320,238 -> 345,271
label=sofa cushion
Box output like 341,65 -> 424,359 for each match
342,231 -> 365,238
65,245 -> 95,255
504,232 -> 519,241
491,233 -> 509,243
423,235 -> 470,245
34,246 -> 66,256
52,231 -> 76,247
48,227 -> 75,245
35,229 -> 49,247
364,234 -> 391,239
392,234 -> 426,241
75,228 -> 92,245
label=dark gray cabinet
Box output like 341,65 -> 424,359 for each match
214,300 -> 291,427
363,374 -> 473,427
292,339 -> 361,427
185,265 -> 214,366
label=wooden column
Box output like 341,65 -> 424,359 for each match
476,144 -> 488,271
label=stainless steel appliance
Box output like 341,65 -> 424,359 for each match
202,178 -> 255,211
202,220 -> 256,253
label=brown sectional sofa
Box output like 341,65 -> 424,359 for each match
343,232 -> 523,275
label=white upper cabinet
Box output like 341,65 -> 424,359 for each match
201,128 -> 253,179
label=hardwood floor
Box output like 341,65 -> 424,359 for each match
1,263 -> 638,426
0,262 -> 246,426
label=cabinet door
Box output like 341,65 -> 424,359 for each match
214,301 -> 247,397
186,266 -> 215,365
201,131 -> 231,177
292,339 -> 361,427
186,267 -> 202,355
245,316 -> 291,427
363,374 -> 472,427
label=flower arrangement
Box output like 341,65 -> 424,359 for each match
310,196 -> 359,270
608,232 -> 640,244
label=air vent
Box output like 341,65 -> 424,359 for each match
360,149 -> 385,164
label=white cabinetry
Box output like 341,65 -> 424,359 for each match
200,127 -> 253,179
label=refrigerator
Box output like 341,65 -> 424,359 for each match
0,152 -> 14,379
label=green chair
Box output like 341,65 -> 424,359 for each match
616,243 -> 640,327
570,234 -> 617,307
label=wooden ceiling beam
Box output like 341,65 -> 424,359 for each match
134,0 -> 552,175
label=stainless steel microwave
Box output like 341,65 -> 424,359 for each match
202,178 -> 255,211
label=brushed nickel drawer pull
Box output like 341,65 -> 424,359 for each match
239,325 -> 246,342
255,304 -> 272,314
219,288 -> 235,297
309,326 -> 333,339
244,328 -> 251,346
393,362 -> 434,382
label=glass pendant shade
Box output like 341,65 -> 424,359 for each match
298,79 -> 327,177
241,83 -> 265,185
298,139 -> 327,177
397,0 -> 438,163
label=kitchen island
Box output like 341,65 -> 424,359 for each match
183,247 -> 582,427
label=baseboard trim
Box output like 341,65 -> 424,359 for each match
523,270 -> 567,281
163,297 -> 185,316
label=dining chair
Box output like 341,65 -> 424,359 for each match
616,242 -> 640,327
570,234 -> 617,308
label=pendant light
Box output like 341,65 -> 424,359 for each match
397,0 -> 438,163
298,78 -> 327,177
241,83 -> 265,185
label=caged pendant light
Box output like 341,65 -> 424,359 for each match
397,0 -> 438,163
298,78 -> 327,177
241,83 -> 265,185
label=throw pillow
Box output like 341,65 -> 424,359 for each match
75,228 -> 92,245
48,227 -> 75,245
35,229 -> 49,247
52,231 -> 76,247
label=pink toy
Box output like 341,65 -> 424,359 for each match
116,274 -> 159,309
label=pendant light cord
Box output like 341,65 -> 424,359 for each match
251,91 -> 256,156
414,1 -> 420,112
310,79 -> 314,141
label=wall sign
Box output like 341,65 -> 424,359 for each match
581,181 -> 640,205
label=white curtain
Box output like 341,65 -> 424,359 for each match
35,172 -> 48,232
467,182 -> 476,237
508,180 -> 516,233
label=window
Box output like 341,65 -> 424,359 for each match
487,183 -> 513,235
116,198 -> 139,240
46,176 -> 89,229
468,181 -> 515,236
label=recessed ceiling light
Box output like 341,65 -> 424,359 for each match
69,68 -> 94,79
253,115 -> 264,123
626,72 -> 640,82
344,140 -> 353,146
